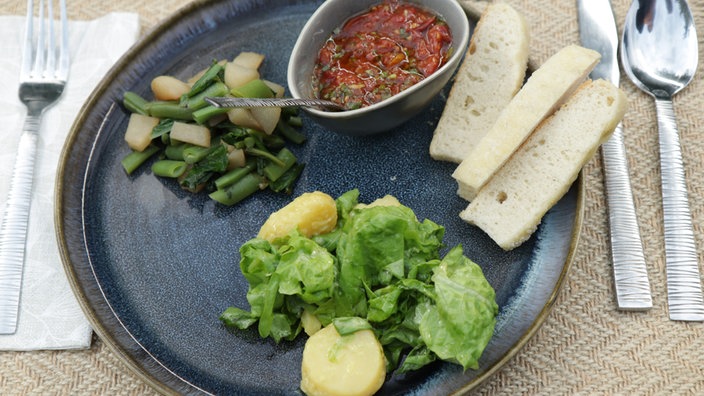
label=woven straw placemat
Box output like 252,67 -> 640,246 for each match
1,0 -> 704,394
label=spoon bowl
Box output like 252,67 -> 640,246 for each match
620,0 -> 704,321
621,0 -> 698,98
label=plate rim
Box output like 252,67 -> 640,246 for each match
456,175 -> 585,393
56,0 -> 229,393
54,0 -> 585,394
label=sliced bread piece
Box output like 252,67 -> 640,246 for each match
429,2 -> 529,163
452,44 -> 601,201
460,79 -> 627,250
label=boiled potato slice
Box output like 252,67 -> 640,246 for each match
301,308 -> 322,336
224,62 -> 260,89
151,76 -> 191,101
251,106 -> 281,135
170,122 -> 211,147
258,191 -> 337,242
263,80 -> 286,98
232,51 -> 265,69
124,113 -> 159,152
227,108 -> 262,130
300,324 -> 386,396
226,147 -> 246,170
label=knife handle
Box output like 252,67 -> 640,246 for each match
601,123 -> 653,310
654,97 -> 704,321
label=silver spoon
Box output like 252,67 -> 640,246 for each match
205,96 -> 345,111
621,0 -> 704,321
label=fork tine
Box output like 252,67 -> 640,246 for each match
45,0 -> 55,76
22,0 -> 70,81
20,0 -> 35,79
32,0 -> 45,77
58,0 -> 69,79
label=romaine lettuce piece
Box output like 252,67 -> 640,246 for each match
275,233 -> 336,305
419,245 -> 498,370
335,204 -> 444,317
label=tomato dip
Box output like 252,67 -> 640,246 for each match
312,0 -> 453,110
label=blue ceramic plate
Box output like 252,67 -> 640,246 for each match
56,0 -> 583,394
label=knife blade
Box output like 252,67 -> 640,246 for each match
577,0 -> 652,310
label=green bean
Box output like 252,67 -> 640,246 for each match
147,101 -> 194,120
246,129 -> 284,150
230,79 -> 274,98
286,116 -> 303,128
269,163 -> 304,193
165,143 -> 187,161
214,162 -> 256,190
281,106 -> 299,119
123,91 -> 149,115
209,172 -> 262,206
263,148 -> 297,182
121,145 -> 159,175
186,82 -> 230,111
186,62 -> 224,99
151,160 -> 187,178
150,118 -> 174,139
246,147 -> 285,167
276,119 -> 306,144
242,136 -> 259,150
192,105 -> 229,125
183,145 -> 213,164
262,134 -> 286,151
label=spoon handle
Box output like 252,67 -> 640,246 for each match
205,97 -> 344,111
654,96 -> 704,321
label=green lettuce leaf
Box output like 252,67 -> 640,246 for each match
335,204 -> 444,317
419,245 -> 498,370
219,306 -> 258,329
332,316 -> 373,335
275,232 -> 336,305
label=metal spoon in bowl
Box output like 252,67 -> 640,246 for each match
621,0 -> 704,321
205,96 -> 345,111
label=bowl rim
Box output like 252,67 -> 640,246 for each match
287,0 -> 471,119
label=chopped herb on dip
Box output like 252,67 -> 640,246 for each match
313,0 -> 453,110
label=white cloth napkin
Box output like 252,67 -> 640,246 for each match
0,12 -> 140,350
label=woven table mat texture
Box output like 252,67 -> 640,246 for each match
1,0 -> 704,394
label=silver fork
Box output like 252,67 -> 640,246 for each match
0,0 -> 69,335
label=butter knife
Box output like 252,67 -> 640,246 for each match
577,0 -> 652,310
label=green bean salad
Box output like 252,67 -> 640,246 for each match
120,52 -> 305,206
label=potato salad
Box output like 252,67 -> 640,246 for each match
220,189 -> 498,395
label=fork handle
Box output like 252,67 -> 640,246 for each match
0,113 -> 40,335
655,96 -> 704,321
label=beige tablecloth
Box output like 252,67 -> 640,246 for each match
1,0 -> 703,394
